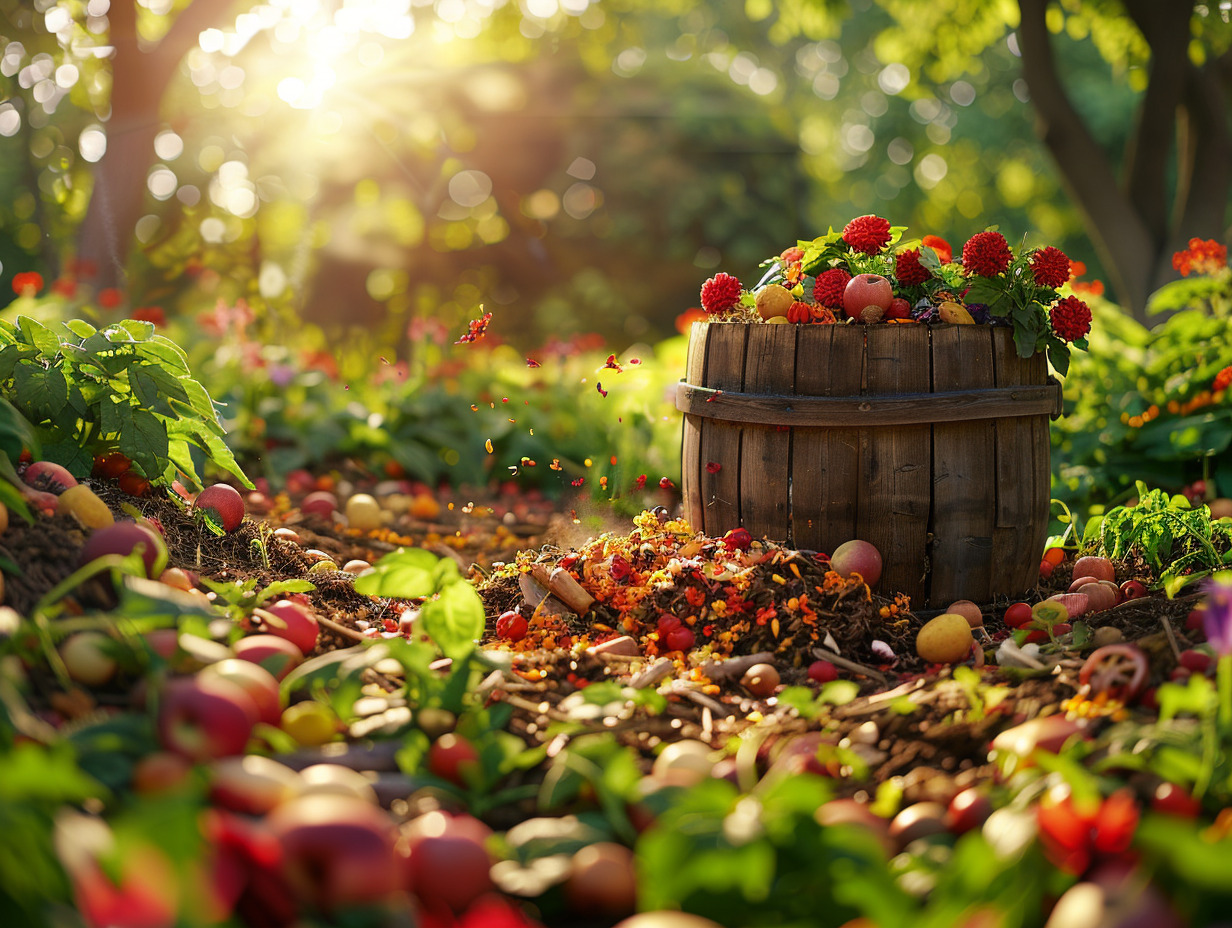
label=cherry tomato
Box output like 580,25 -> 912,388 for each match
1003,602 -> 1033,628
807,660 -> 838,683
1151,782 -> 1201,818
1043,547 -> 1067,566
495,610 -> 528,642
118,471 -> 150,497
663,625 -> 695,651
428,733 -> 480,787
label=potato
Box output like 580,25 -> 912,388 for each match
915,613 -> 973,664
56,484 -> 114,529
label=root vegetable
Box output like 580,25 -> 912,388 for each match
915,613 -> 973,664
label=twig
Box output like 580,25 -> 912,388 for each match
316,613 -> 368,643
630,657 -> 674,689
811,646 -> 888,684
700,652 -> 776,682
669,682 -> 733,717
1159,615 -> 1183,663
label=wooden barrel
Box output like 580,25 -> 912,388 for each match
676,321 -> 1061,606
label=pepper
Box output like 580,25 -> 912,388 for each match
787,300 -> 813,324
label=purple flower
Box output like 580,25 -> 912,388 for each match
1202,573 -> 1232,656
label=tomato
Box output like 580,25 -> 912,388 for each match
427,733 -> 480,787
93,451 -> 132,479
1151,782 -> 1201,818
1043,546 -> 1067,566
1003,602 -> 1033,628
495,610 -> 528,642
118,471 -> 150,497
663,625 -> 695,651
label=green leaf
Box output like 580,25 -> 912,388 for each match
419,580 -> 485,660
17,316 -> 62,357
353,547 -> 443,599
115,319 -> 154,341
141,335 -> 191,372
62,320 -> 97,339
0,397 -> 40,460
117,406 -> 170,480
14,364 -> 69,419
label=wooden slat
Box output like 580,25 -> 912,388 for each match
929,326 -> 996,605
739,325 -> 797,543
990,328 -> 1051,597
674,382 -> 1060,425
858,325 -> 932,604
679,322 -> 709,532
791,325 -> 863,553
695,323 -> 746,537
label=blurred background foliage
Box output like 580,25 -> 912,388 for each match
0,0 -> 1230,511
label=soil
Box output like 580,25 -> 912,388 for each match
2,474 -> 1208,850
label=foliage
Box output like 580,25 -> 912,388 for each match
0,315 -> 251,490
1088,482 -> 1232,588
1052,247 -> 1232,515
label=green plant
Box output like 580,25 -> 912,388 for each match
1088,482 -> 1232,590
0,316 -> 251,491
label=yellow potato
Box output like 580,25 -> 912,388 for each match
915,612 -> 973,663
56,484 -> 115,529
764,315 -> 790,324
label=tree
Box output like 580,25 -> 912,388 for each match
789,0 -> 1232,320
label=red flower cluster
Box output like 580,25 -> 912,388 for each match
922,234 -> 953,264
961,231 -> 1013,276
1172,237 -> 1228,277
813,268 -> 851,308
11,271 -> 43,295
842,215 -> 892,255
1050,295 -> 1092,341
700,272 -> 742,314
1030,245 -> 1071,288
894,248 -> 931,286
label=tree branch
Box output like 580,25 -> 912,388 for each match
1119,0 -> 1191,250
1016,0 -> 1154,318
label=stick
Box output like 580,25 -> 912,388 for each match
811,646 -> 888,684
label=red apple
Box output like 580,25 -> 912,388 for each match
257,599 -> 320,655
78,520 -> 166,577
1072,555 -> 1116,584
300,490 -> 338,519
199,658 -> 283,726
266,794 -> 401,912
233,634 -> 304,680
945,788 -> 992,835
22,460 -> 78,494
209,755 -> 303,815
885,296 -> 912,319
401,810 -> 494,914
158,675 -> 258,762
1120,579 -> 1148,600
829,539 -> 883,587
842,274 -> 894,318
193,483 -> 245,533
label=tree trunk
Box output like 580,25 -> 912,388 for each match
1016,0 -> 1230,321
75,0 -> 231,292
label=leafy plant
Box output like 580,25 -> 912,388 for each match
0,316 -> 251,491
1091,481 -> 1232,586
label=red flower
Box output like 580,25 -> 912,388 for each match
813,268 -> 852,308
131,306 -> 166,327
780,246 -> 804,265
11,271 -> 43,296
1030,245 -> 1071,288
842,215 -> 892,255
1050,295 -> 1092,341
894,248 -> 931,286
722,527 -> 753,552
1214,366 -> 1232,392
98,287 -> 124,309
1172,237 -> 1228,277
922,234 -> 952,264
675,307 -> 708,333
51,277 -> 78,298
961,231 -> 1013,276
700,272 -> 742,314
